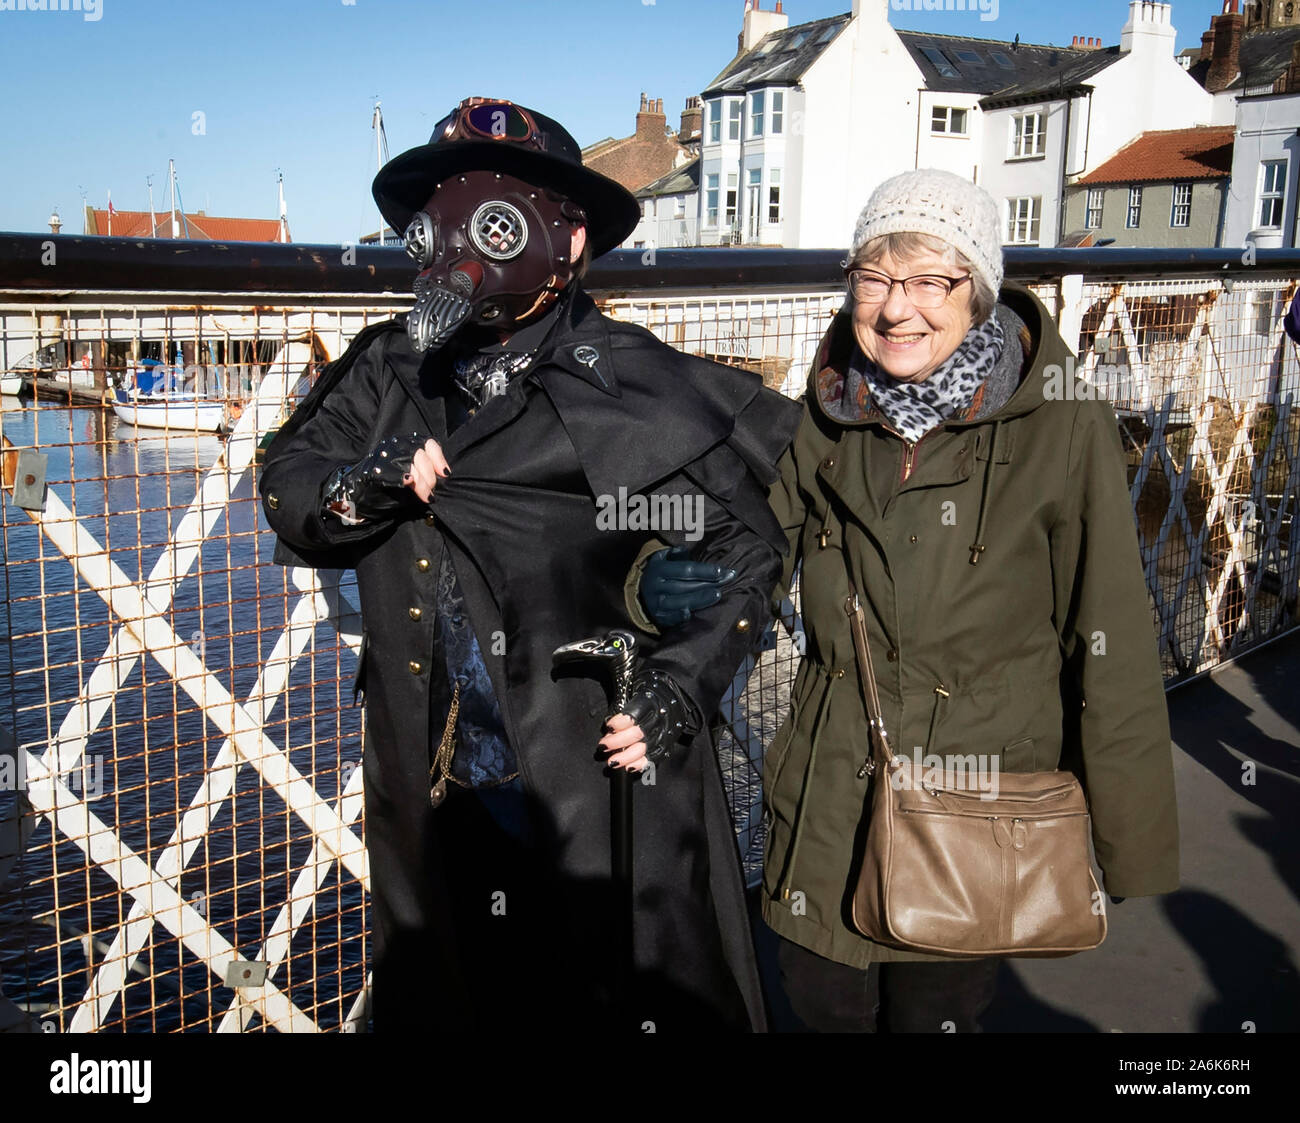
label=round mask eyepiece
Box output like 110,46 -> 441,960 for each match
404,211 -> 437,268
469,200 -> 528,261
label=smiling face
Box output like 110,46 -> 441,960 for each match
850,244 -> 976,384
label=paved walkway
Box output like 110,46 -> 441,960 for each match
756,630 -> 1300,1032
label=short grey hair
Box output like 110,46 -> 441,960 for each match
848,230 -> 997,324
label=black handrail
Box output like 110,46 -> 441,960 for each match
1,233 -> 1299,295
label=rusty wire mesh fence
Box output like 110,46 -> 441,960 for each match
1,268 -> 1297,1032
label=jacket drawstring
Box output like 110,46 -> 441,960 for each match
778,668 -> 839,903
969,419 -> 1001,565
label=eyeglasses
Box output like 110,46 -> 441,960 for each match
846,268 -> 971,309
431,98 -> 547,151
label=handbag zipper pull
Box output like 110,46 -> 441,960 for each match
857,757 -> 875,779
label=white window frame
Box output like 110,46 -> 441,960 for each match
707,98 -> 722,145
725,171 -> 739,228
1126,185 -> 1143,229
673,196 -> 686,219
1005,196 -> 1041,245
1009,112 -> 1046,159
705,173 -> 719,227
728,99 -> 741,141
1085,188 -> 1104,229
750,91 -> 765,138
1259,159 -> 1286,228
768,167 -> 782,224
931,106 -> 968,136
771,91 -> 784,135
1170,183 -> 1192,228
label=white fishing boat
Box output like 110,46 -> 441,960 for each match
1,375 -> 21,395
111,386 -> 229,432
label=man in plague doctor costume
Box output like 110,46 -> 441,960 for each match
260,97 -> 800,1032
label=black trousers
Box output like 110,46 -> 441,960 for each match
777,935 -> 1000,1033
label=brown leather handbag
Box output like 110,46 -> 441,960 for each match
843,585 -> 1107,958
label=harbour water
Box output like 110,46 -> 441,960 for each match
0,400 -> 368,1031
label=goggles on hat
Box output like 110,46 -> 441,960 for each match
431,98 -> 547,151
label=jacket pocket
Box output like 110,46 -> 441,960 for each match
1001,736 -> 1038,772
351,631 -> 369,706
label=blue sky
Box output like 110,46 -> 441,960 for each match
0,0 -> 1228,243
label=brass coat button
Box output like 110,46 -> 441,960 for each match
822,456 -> 836,470
409,660 -> 423,675
834,668 -> 846,679
886,649 -> 899,662
408,607 -> 422,621
735,618 -> 751,633
416,557 -> 430,572
266,493 -> 280,510
424,513 -> 435,527
910,535 -> 918,544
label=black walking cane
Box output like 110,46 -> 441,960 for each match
552,629 -> 636,1027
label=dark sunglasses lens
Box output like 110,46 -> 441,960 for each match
466,103 -> 532,140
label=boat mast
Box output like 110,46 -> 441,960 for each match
168,159 -> 180,239
147,175 -> 156,237
277,171 -> 288,243
372,100 -> 389,241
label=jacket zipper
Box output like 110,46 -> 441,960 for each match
877,420 -> 932,484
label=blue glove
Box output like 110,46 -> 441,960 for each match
640,545 -> 737,628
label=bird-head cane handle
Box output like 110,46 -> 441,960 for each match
551,629 -> 639,711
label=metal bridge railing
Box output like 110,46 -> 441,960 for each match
0,238 -> 1296,1031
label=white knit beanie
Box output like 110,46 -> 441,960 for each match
850,169 -> 1003,302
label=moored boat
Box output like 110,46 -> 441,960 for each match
111,386 -> 229,433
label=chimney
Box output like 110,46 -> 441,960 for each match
48,210 -> 62,236
1120,1 -> 1177,56
742,0 -> 789,51
1206,2 -> 1243,92
679,96 -> 702,143
636,93 -> 667,141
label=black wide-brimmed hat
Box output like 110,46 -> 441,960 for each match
372,97 -> 640,259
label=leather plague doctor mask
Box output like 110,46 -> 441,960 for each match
404,169 -> 585,354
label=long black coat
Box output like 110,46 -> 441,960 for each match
259,287 -> 800,1032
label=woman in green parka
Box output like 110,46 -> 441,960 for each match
636,169 -> 1180,1032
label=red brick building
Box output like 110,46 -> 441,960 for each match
83,206 -> 289,242
582,94 -> 695,194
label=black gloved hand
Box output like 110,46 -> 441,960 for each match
640,545 -> 737,628
322,433 -> 429,524
1109,896 -> 1126,905
610,669 -> 702,762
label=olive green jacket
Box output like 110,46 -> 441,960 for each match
762,283 -> 1179,967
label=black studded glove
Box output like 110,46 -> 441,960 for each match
610,670 -> 702,762
322,433 -> 429,524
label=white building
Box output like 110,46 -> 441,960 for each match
979,3 -> 1214,247
1181,1 -> 1300,247
628,159 -> 701,249
685,0 -> 1213,250
1221,91 -> 1300,248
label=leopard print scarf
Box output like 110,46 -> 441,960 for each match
846,313 -> 1004,442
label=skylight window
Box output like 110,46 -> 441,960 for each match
788,30 -> 811,48
990,51 -> 1016,69
920,46 -> 960,78
954,48 -> 983,64
817,24 -> 839,43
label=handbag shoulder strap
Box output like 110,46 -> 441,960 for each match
842,571 -> 895,766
